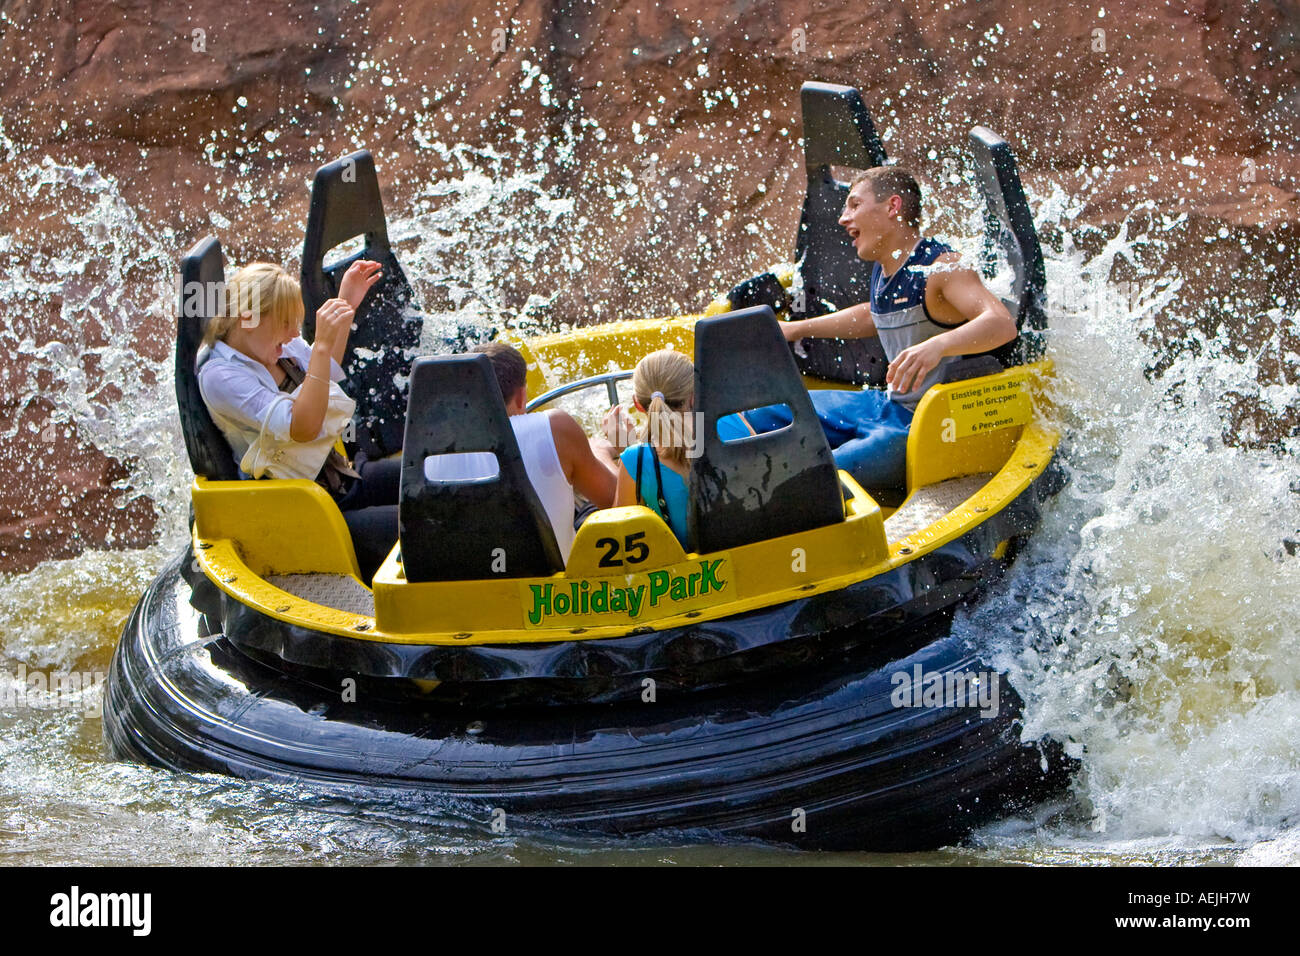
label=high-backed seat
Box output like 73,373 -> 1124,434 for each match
398,354 -> 564,582
301,150 -> 422,461
688,307 -> 844,554
175,236 -> 240,481
785,82 -> 889,386
969,126 -> 1048,365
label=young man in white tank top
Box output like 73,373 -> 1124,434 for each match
423,342 -> 619,562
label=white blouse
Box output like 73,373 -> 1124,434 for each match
196,337 -> 345,476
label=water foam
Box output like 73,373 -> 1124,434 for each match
959,203 -> 1300,849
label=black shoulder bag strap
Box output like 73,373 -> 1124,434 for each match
276,357 -> 304,392
633,444 -> 671,523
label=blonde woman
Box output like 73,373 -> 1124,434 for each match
609,349 -> 752,546
196,259 -> 398,581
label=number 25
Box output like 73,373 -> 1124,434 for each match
596,532 -> 649,568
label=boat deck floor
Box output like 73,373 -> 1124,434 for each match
267,573 -> 376,617
883,473 -> 992,543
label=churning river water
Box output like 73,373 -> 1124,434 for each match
1,103 -> 1297,866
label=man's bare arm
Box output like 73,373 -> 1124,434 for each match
779,301 -> 877,342
550,410 -> 618,508
887,266 -> 1018,393
927,266 -> 1018,352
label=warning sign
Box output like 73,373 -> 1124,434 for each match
947,372 -> 1032,438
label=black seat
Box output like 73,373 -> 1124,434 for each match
688,307 -> 844,554
301,150 -> 422,461
175,236 -> 240,481
789,82 -> 891,386
398,354 -> 564,582
969,126 -> 1048,364
725,83 -> 888,386
794,82 -> 888,315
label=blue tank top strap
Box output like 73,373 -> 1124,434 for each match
623,415 -> 749,546
868,237 -> 953,313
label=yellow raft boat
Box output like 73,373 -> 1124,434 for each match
105,82 -> 1074,850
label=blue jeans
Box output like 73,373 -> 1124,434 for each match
745,389 -> 913,489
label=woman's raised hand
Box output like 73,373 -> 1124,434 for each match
338,259 -> 383,311
314,298 -> 356,348
602,404 -> 635,452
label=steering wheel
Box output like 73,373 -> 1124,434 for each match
525,370 -> 634,413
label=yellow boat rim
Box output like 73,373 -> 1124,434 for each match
189,342 -> 1057,646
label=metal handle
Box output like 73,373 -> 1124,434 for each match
525,370 -> 634,412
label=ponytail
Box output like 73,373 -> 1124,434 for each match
632,350 -> 695,469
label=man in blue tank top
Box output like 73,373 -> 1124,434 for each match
754,167 -> 1018,489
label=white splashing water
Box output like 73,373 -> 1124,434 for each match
956,198 -> 1300,851
0,155 -> 185,506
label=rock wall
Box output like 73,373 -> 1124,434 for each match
1,0 -> 1296,572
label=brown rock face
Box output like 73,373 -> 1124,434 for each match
0,401 -> 159,569
1,0 -> 1297,573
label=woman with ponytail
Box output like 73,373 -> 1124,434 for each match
608,349 -> 752,546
